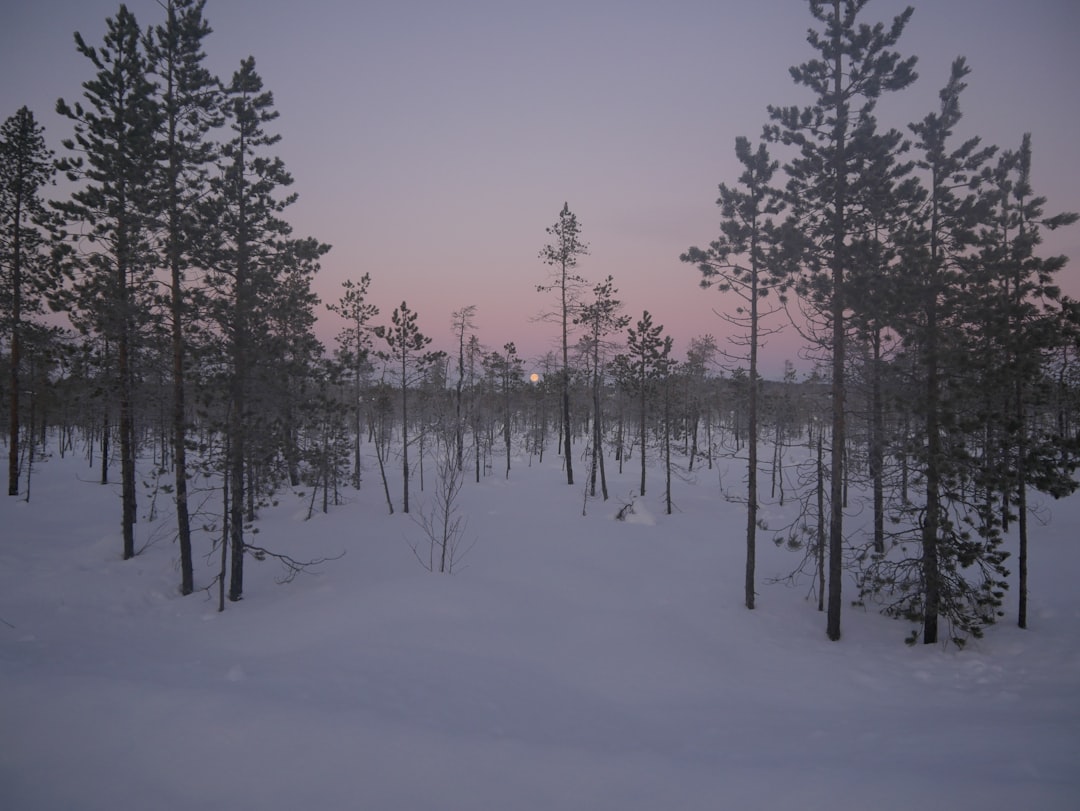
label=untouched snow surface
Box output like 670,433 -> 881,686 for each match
2,444 -> 1078,810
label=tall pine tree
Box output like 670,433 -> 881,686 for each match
767,0 -> 917,640
682,134 -> 787,610
973,134 -> 1079,631
55,6 -> 162,560
574,275 -> 629,501
873,57 -> 1000,645
538,203 -> 588,486
145,0 -> 222,594
1,107 -> 56,498
204,56 -> 328,601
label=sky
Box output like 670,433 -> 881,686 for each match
3,0 -> 1079,377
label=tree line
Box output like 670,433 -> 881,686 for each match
2,0 -> 1078,645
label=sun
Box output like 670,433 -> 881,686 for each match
529,373 -> 540,383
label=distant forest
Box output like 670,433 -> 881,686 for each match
2,1 -> 1078,646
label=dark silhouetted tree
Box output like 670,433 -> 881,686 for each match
375,301 -> 443,513
328,273 -> 379,489
145,0 -> 221,594
538,202 -> 588,485
450,305 -> 477,473
682,134 -> 787,610
1,107 -> 56,498
55,6 -> 162,560
766,0 -> 917,640
204,56 -> 329,601
575,275 -> 629,501
618,310 -> 672,498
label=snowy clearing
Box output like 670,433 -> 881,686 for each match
2,445 -> 1078,810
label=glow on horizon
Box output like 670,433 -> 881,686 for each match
3,0 -> 1079,380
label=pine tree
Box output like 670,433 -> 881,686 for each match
908,58 -> 998,645
538,202 -> 588,486
145,0 -> 222,594
974,134 -> 1079,630
55,6 -> 162,560
374,301 -> 443,514
482,342 -> 524,479
617,310 -> 673,498
767,0 -> 917,640
844,115 -> 920,558
682,135 -> 787,610
204,56 -> 328,601
450,305 -> 478,474
328,274 -> 379,489
1,107 -> 56,497
574,276 -> 630,501
260,245 -> 326,490
682,335 -> 720,471
863,57 -> 1003,646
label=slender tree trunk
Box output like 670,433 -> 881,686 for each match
538,389 -> 546,465
689,410 -> 699,472
229,175 -> 250,602
219,443 -> 229,613
171,276 -> 193,591
353,378 -> 362,488
562,262 -> 574,486
100,405 -> 110,485
562,382 -> 573,485
401,354 -> 410,513
166,111 -> 194,592
118,244 -> 137,561
589,348 -> 601,498
920,172 -> 946,646
638,381 -> 647,497
456,338 -> 465,473
23,389 -> 36,503
869,331 -> 885,555
7,195 -> 22,497
922,329 -> 941,645
817,427 -> 826,612
374,414 -> 394,515
826,4 -> 846,641
664,380 -> 672,515
504,383 -> 512,479
477,408 -> 486,485
1017,381 -> 1029,629
228,407 -> 245,601
596,388 -> 609,500
746,240 -> 759,610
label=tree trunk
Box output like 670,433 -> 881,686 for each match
118,258 -> 137,562
228,408 -> 245,602
401,355 -> 410,514
1017,384 -> 1029,629
870,330 -> 885,555
825,2 -> 846,642
638,382 -> 647,497
168,158 -> 194,594
7,195 -> 22,497
746,238 -> 759,610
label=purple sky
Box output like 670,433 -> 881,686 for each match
4,0 -> 1079,377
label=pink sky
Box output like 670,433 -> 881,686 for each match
4,0 -> 1079,378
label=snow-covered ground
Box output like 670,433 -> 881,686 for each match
2,441 -> 1078,810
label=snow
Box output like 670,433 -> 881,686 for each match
2,443 -> 1079,810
